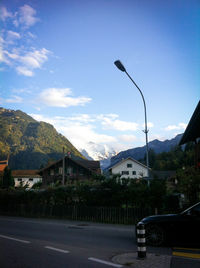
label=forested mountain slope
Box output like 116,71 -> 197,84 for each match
0,107 -> 84,169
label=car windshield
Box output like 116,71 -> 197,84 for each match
180,202 -> 200,215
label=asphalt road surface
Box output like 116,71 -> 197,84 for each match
0,216 -> 199,268
0,216 -> 138,268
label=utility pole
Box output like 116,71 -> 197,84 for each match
62,147 -> 65,185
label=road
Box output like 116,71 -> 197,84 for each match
0,216 -> 137,267
0,216 -> 199,268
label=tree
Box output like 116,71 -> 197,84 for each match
2,166 -> 15,189
141,144 -> 194,171
143,148 -> 156,168
177,167 -> 200,204
149,178 -> 166,210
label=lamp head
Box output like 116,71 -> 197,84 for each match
114,60 -> 126,72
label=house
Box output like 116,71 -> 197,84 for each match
151,170 -> 176,180
12,170 -> 42,188
109,157 -> 149,179
179,100 -> 200,168
0,159 -> 8,180
151,170 -> 177,192
75,159 -> 101,174
0,159 -> 8,173
39,156 -> 101,185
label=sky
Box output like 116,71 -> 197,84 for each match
0,0 -> 200,159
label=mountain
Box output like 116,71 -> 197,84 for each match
0,107 -> 84,169
80,142 -> 117,161
80,149 -> 93,160
102,134 -> 183,170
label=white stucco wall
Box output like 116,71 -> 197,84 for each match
14,177 -> 42,188
111,158 -> 148,179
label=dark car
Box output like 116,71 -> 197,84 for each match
136,202 -> 200,246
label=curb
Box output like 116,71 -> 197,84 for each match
112,252 -> 171,268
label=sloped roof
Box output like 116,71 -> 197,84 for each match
0,160 -> 8,164
12,170 -> 41,176
39,156 -> 98,174
76,159 -> 100,171
179,101 -> 200,145
0,164 -> 7,172
0,160 -> 8,172
151,170 -> 176,179
108,157 -> 148,170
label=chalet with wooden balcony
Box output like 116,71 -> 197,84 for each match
39,156 -> 101,185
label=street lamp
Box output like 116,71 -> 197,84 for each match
114,60 -> 150,181
62,146 -> 65,185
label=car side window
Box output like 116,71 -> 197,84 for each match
191,204 -> 200,217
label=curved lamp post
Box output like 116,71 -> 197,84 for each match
114,60 -> 150,181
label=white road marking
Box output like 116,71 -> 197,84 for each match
45,246 -> 69,254
0,234 -> 30,244
88,257 -> 123,267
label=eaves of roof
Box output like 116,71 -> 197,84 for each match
76,159 -> 100,170
108,157 -> 149,170
179,101 -> 200,145
0,164 -> 7,172
12,170 -> 41,176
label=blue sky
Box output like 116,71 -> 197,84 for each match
0,0 -> 199,159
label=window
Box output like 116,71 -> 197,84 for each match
18,178 -> 22,181
122,171 -> 129,175
29,178 -> 33,181
67,167 -> 72,175
59,167 -> 63,175
127,163 -> 132,168
132,171 -> 136,175
50,169 -> 54,176
79,169 -> 83,176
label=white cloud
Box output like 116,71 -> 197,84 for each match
0,6 -> 12,21
30,113 -> 55,124
98,114 -> 139,131
20,48 -> 49,68
142,122 -> 154,129
0,5 -> 50,77
18,5 -> 39,28
6,31 -> 21,43
55,123 -> 121,160
0,38 -> 5,63
12,88 -> 31,94
68,114 -> 95,123
61,124 -> 116,145
29,113 -> 133,160
16,66 -> 34,76
149,134 -> 166,142
0,50 -> 10,65
0,5 -> 38,28
5,95 -> 23,103
0,37 -> 11,65
66,113 -> 140,132
165,123 -> 187,131
67,113 -> 140,132
4,50 -> 18,60
27,32 -> 36,39
38,88 -> 92,108
178,123 -> 187,129
118,134 -> 137,142
3,47 -> 50,76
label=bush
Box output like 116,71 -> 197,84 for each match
1,167 -> 14,189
